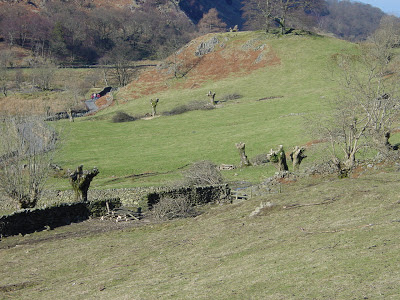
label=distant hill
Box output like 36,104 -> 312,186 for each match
0,0 -> 393,67
0,0 -> 387,39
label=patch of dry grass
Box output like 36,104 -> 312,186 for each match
1,170 -> 400,299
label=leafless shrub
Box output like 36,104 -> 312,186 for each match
151,196 -> 196,220
250,153 -> 270,166
187,100 -> 215,111
112,111 -> 137,123
182,160 -> 224,186
31,60 -> 57,91
219,93 -> 242,102
162,100 -> 214,116
0,114 -> 58,209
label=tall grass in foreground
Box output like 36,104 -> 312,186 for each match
1,169 -> 400,299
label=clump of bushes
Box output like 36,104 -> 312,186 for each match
162,100 -> 214,116
182,160 -> 224,186
112,111 -> 137,123
250,153 -> 270,166
219,93 -> 242,103
151,196 -> 197,220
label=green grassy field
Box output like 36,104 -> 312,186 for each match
2,168 -> 400,299
52,32 -> 353,189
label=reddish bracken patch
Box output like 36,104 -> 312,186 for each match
95,96 -> 108,107
304,139 -> 326,148
123,33 -> 281,99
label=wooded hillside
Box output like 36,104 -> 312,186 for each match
0,0 -> 392,66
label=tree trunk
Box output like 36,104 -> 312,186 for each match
150,98 -> 159,117
69,165 -> 99,202
268,145 -> 288,171
338,152 -> 356,178
68,108 -> 74,122
290,146 -> 307,171
207,91 -> 216,105
18,193 -> 39,209
235,142 -> 251,167
382,131 -> 399,151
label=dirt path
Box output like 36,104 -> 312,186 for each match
84,98 -> 98,113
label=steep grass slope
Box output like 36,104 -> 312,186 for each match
54,32 -> 353,188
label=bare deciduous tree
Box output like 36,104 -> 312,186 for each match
197,8 -> 227,34
242,0 -> 276,32
317,17 -> 400,175
0,67 -> 9,97
0,115 -> 58,209
0,50 -> 15,97
99,42 -> 137,87
31,60 -> 57,91
64,73 -> 88,122
242,0 -> 324,33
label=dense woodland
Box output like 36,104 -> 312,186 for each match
0,0 -> 394,73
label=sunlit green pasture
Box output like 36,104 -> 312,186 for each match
53,33 -> 353,189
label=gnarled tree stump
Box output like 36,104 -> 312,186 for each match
290,146 -> 307,171
236,142 -> 251,167
150,98 -> 159,117
69,165 -> 99,202
267,145 -> 288,171
207,91 -> 216,105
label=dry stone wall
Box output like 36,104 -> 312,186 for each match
40,187 -> 163,207
40,185 -> 231,208
146,184 -> 231,208
1,185 -> 230,237
0,198 -> 122,238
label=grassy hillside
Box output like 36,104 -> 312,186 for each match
1,168 -> 400,299
2,32 -> 400,300
53,31 -> 353,189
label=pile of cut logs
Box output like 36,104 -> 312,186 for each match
100,206 -> 142,222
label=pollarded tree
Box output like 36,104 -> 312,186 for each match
236,142 -> 251,167
267,145 -> 288,171
69,165 -> 99,202
0,115 -> 58,209
290,146 -> 307,171
150,98 -> 159,117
